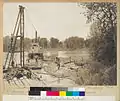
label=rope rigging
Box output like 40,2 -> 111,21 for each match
25,9 -> 37,32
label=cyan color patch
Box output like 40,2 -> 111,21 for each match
72,91 -> 80,96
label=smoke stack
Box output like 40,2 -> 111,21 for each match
35,31 -> 37,43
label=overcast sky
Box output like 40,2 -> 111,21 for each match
3,3 -> 91,41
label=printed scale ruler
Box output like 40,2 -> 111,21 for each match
29,96 -> 85,100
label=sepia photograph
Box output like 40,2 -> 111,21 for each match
3,2 -> 117,93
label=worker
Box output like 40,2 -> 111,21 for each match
11,60 -> 15,67
69,57 -> 72,62
35,57 -> 38,63
55,57 -> 60,70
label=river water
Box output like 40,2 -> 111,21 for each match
3,50 -> 89,65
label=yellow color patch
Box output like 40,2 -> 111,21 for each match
59,91 -> 66,96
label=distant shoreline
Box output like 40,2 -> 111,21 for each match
3,48 -> 89,53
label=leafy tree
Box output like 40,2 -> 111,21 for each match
24,38 -> 32,51
64,36 -> 84,50
59,41 -> 63,48
39,38 -> 48,48
80,3 -> 117,65
84,38 -> 91,48
3,36 -> 11,52
50,37 -> 59,48
3,36 -> 13,52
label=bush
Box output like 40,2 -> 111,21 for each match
74,61 -> 116,85
102,64 -> 117,85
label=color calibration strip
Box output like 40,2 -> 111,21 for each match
28,87 -> 85,96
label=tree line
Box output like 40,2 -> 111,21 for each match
3,36 -> 86,52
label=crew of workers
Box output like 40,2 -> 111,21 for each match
10,54 -> 73,71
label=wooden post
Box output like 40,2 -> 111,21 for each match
22,6 -> 25,67
20,6 -> 22,67
19,5 -> 25,68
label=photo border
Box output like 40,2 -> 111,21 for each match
0,0 -> 120,101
